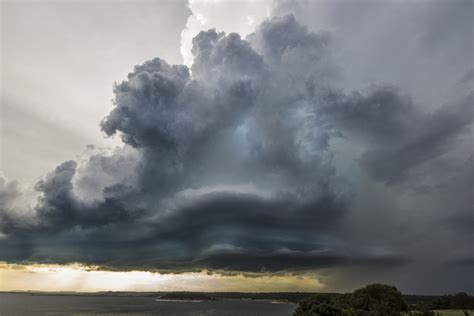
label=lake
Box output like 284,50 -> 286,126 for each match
0,293 -> 296,316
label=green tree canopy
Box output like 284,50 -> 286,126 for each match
351,283 -> 408,316
293,294 -> 351,316
294,283 -> 408,316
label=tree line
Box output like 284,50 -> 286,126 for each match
294,284 -> 474,316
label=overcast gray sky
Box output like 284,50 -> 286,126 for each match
1,0 -> 189,183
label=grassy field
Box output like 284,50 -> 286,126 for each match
433,311 -> 474,316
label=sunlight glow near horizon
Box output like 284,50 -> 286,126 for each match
0,263 -> 325,292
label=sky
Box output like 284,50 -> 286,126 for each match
0,0 -> 473,294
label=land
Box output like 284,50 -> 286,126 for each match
432,311 -> 474,316
2,290 -> 474,316
1,290 -> 472,306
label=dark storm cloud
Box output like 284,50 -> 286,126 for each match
0,16 -> 356,271
101,31 -> 263,152
0,178 -> 21,206
459,69 -> 474,87
0,189 -> 408,272
100,60 -> 191,149
0,177 -> 23,233
362,92 -> 473,183
248,14 -> 330,65
196,250 -> 410,273
319,88 -> 474,183
449,256 -> 474,268
273,0 -> 473,104
11,160 -> 143,233
0,4 -> 472,288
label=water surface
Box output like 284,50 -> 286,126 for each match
0,293 -> 296,316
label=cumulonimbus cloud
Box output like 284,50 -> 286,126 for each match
0,8 -> 472,288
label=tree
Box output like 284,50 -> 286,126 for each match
294,284 -> 409,316
431,292 -> 474,310
294,294 -> 352,316
351,284 -> 408,316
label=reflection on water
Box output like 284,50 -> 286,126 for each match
0,293 -> 296,316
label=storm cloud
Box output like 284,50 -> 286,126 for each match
0,0 -> 473,293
